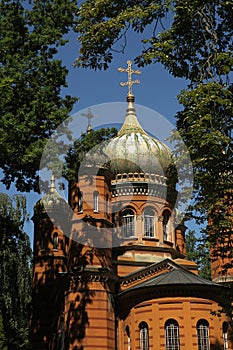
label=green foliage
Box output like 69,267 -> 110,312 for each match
0,0 -> 78,192
65,127 -> 118,181
0,312 -> 7,350
186,230 -> 211,280
0,193 -> 32,349
176,82 -> 233,210
75,0 -> 233,78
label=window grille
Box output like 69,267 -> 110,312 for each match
78,191 -> 83,212
122,210 -> 135,238
197,320 -> 210,350
144,208 -> 155,237
93,191 -> 99,212
165,319 -> 180,350
139,322 -> 149,350
223,322 -> 228,350
162,210 -> 171,241
126,326 -> 130,350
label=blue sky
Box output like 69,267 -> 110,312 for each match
1,28 -> 200,244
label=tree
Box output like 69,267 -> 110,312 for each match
0,0 -> 78,192
0,312 -> 7,350
0,193 -> 32,349
75,0 -> 233,265
186,230 -> 211,280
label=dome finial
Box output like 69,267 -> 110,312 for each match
50,174 -> 56,192
81,108 -> 96,133
118,60 -> 141,99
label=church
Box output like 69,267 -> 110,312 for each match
31,61 -> 232,350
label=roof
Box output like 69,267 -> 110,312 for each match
119,258 -> 222,294
129,266 -> 217,289
103,95 -> 172,176
117,259 -> 230,318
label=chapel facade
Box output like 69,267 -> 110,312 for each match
31,62 -> 233,350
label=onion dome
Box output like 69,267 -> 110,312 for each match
104,94 -> 172,179
34,176 -> 67,214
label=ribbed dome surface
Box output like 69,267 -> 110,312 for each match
34,176 -> 66,214
104,95 -> 172,176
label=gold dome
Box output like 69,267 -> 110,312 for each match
104,95 -> 172,177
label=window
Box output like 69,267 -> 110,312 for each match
162,210 -> 171,241
144,208 -> 155,237
78,191 -> 83,212
122,209 -> 135,238
53,232 -> 58,250
126,326 -> 130,350
105,194 -> 109,214
223,322 -> 228,350
93,191 -> 99,212
40,235 -> 45,251
165,319 -> 180,350
139,322 -> 149,350
196,319 -> 210,350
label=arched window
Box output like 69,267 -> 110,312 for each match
53,232 -> 59,250
78,191 -> 83,212
223,322 -> 228,350
41,235 -> 45,251
122,209 -> 135,238
125,325 -> 130,350
162,210 -> 171,241
93,191 -> 99,212
139,322 -> 149,350
196,319 -> 210,350
144,208 -> 155,237
165,319 -> 180,350
105,194 -> 109,214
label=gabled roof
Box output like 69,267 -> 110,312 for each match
126,265 -> 217,289
119,258 -> 223,294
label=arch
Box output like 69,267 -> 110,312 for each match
139,322 -> 149,350
165,319 -> 180,350
223,321 -> 229,350
53,232 -> 59,250
40,235 -> 45,251
78,191 -> 83,212
105,193 -> 109,214
125,325 -> 131,350
162,209 -> 171,241
196,319 -> 210,350
93,191 -> 99,212
143,207 -> 155,238
121,208 -> 135,238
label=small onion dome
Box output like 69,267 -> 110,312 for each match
34,176 -> 66,214
104,95 -> 172,177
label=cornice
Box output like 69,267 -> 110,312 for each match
119,259 -> 174,287
111,181 -> 167,198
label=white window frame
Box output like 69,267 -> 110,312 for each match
122,209 -> 135,238
126,326 -> 130,350
93,191 -> 99,212
197,320 -> 210,350
163,210 -> 171,241
144,208 -> 155,237
78,191 -> 83,212
223,322 -> 229,350
165,319 -> 180,350
139,322 -> 149,350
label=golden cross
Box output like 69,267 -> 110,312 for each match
118,60 -> 141,96
81,108 -> 96,132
